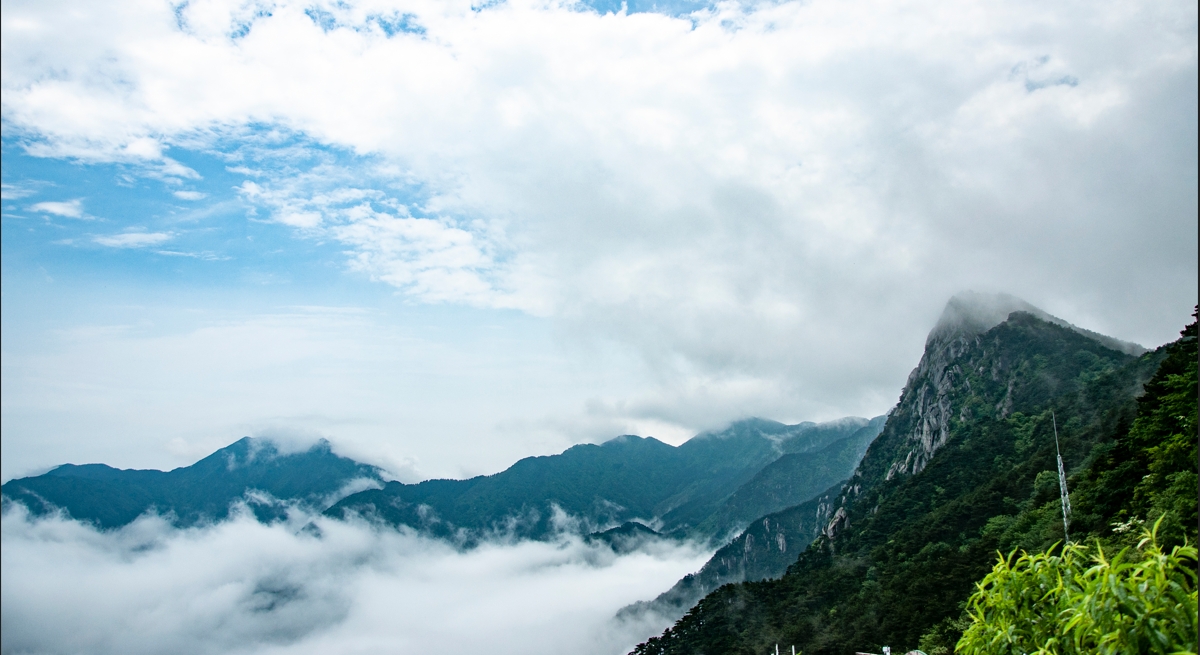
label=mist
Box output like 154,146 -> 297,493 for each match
1,505 -> 709,655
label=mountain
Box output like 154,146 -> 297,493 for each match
619,415 -> 885,625
928,291 -> 1146,357
586,521 -> 668,554
324,416 -> 882,543
631,294 -> 1190,655
0,438 -> 384,528
619,480 -> 846,626
2,416 -> 882,541
694,416 -> 886,539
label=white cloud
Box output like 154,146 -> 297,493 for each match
332,210 -> 498,303
93,232 -> 174,248
233,167 -> 545,310
0,507 -> 710,655
154,249 -> 229,260
2,182 -> 40,199
276,211 -> 323,228
174,190 -> 208,200
159,158 -> 201,179
1,0 -> 1195,454
30,198 -> 86,218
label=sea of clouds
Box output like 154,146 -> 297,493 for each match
1,505 -> 709,655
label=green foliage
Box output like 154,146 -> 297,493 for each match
1068,308 -> 1198,550
958,522 -> 1198,655
918,615 -> 972,655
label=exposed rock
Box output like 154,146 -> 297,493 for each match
825,292 -> 1145,541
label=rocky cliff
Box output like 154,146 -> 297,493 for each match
824,292 -> 1144,542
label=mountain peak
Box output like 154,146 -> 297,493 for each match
929,291 -> 1145,355
928,292 -> 1044,343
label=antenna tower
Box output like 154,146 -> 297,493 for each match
1052,411 -> 1072,543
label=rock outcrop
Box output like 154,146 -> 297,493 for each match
824,292 -> 1145,541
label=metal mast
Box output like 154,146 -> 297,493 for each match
1052,411 -> 1072,543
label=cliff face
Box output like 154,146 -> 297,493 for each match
825,293 -> 1143,542
629,294 -> 1164,655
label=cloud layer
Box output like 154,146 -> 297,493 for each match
2,0 -> 1196,475
1,506 -> 708,655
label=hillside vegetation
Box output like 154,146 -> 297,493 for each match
633,308 -> 1197,655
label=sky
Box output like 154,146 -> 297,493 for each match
2,0 -> 1197,484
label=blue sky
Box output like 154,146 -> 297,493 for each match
2,130 -> 432,294
4,142 -> 316,287
2,0 -> 1196,482
2,132 -> 649,480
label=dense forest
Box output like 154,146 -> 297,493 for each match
633,309 -> 1197,655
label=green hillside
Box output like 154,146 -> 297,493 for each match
620,480 -> 848,625
695,416 -> 886,539
632,307 -> 1196,655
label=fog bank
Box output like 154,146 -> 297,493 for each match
1,507 -> 709,655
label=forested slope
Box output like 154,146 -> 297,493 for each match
620,417 -> 886,624
633,306 -> 1195,655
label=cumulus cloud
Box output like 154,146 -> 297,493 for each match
0,506 -> 709,655
174,190 -> 208,200
93,231 -> 174,248
29,199 -> 86,218
1,0 -> 1195,448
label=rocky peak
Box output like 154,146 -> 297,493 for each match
929,291 -> 1145,355
823,292 -> 1143,542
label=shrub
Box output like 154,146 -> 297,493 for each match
957,520 -> 1197,655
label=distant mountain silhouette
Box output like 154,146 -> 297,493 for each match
324,417 -> 883,544
1,438 -> 384,528
3,413 -> 885,545
586,521 -> 666,554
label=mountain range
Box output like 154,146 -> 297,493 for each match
0,438 -> 384,528
2,399 -> 883,547
323,415 -> 883,543
3,291 -> 1192,655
